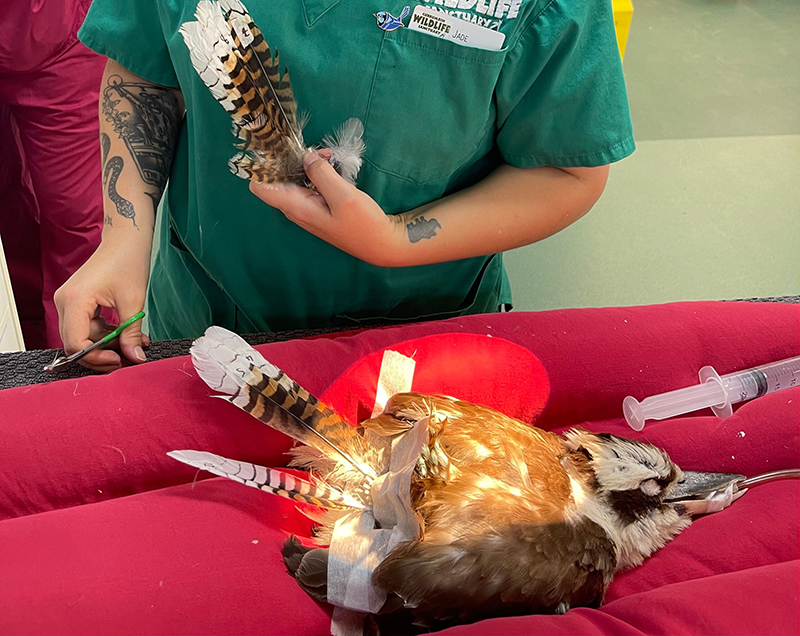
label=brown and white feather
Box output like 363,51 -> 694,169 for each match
180,0 -> 365,187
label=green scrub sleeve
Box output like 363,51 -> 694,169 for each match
495,0 -> 636,168
78,0 -> 179,88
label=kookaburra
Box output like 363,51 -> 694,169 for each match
170,328 -> 744,632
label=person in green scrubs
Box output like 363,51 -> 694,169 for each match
55,0 -> 634,371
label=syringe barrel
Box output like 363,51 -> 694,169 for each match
719,356 -> 800,404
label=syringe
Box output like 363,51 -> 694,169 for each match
624,356 -> 800,431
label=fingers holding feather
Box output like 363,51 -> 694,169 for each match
249,152 -> 401,265
303,151 -> 358,209
249,180 -> 333,229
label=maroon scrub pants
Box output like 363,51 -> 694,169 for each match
0,0 -> 105,349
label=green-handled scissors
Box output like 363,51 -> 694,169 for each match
44,311 -> 146,373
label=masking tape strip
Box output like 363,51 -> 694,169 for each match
371,350 -> 416,417
705,482 -> 736,513
330,350 -> 423,636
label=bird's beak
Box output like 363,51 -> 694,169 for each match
664,471 -> 746,516
666,471 -> 745,501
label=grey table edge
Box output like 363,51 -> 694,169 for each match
1,296 -> 797,391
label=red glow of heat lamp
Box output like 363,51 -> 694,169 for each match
321,333 -> 550,427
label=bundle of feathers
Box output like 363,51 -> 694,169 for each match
180,0 -> 365,187
170,327 -> 744,633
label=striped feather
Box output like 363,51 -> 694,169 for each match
219,0 -> 302,139
228,150 -> 304,185
179,0 -> 365,187
167,450 -> 363,509
190,326 -> 377,481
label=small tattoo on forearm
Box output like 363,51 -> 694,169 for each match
104,156 -> 138,228
104,214 -> 113,226
406,216 -> 442,243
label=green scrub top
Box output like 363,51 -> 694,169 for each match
79,0 -> 635,340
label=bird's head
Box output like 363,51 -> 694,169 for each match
564,429 -> 681,521
563,428 -> 743,568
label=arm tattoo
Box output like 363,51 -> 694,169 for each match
104,214 -> 113,226
100,132 -> 111,169
406,216 -> 442,243
102,74 -> 181,195
104,156 -> 138,228
144,191 -> 162,211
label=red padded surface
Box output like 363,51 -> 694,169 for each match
0,301 -> 797,635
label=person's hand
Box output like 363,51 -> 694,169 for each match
54,237 -> 151,372
249,151 -> 404,267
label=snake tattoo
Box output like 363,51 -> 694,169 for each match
103,156 -> 138,228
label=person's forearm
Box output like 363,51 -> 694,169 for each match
53,60 -> 183,369
386,163 -> 610,267
98,59 -> 184,249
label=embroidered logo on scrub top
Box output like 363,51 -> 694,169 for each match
374,5 -> 411,30
418,0 -> 522,31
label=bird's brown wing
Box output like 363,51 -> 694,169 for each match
381,393 -> 574,537
372,519 -> 616,629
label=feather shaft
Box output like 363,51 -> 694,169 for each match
168,450 -> 363,509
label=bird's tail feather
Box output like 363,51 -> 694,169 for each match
168,450 -> 363,509
218,0 -> 304,149
190,326 -> 377,481
179,0 -> 365,187
180,0 -> 306,186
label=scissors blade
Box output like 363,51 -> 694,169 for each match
42,311 -> 145,372
44,338 -> 108,372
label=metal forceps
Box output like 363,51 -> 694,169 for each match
44,311 -> 145,372
666,468 -> 800,516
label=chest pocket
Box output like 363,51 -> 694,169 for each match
363,26 -> 507,184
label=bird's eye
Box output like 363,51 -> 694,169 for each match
640,478 -> 661,497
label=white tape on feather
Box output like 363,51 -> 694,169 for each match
329,418 -> 428,634
329,350 -> 423,636
231,17 -> 254,46
371,350 -> 416,417
331,607 -> 367,636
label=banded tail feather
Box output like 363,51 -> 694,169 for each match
180,0 -> 365,187
167,451 -> 363,509
218,0 -> 303,146
190,326 -> 377,480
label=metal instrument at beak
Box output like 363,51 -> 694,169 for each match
665,468 -> 800,516
44,311 -> 146,372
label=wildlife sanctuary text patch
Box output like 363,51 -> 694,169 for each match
408,5 -> 506,49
